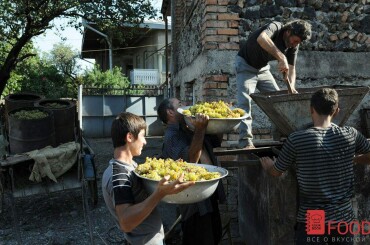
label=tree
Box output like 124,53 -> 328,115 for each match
48,43 -> 81,81
0,0 -> 156,96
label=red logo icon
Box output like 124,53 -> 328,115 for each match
306,210 -> 325,235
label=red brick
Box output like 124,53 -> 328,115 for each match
202,89 -> 217,96
205,5 -> 228,13
212,74 -> 228,82
218,82 -> 229,89
204,35 -> 229,42
229,36 -> 240,42
228,20 -> 239,28
205,20 -> 228,28
217,28 -> 239,35
206,0 -> 217,4
204,43 -> 218,50
219,42 -> 240,50
205,13 -> 218,21
218,0 -> 229,5
218,13 -> 240,21
204,29 -> 218,36
204,82 -> 218,89
215,89 -> 228,97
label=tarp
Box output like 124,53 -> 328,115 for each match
23,142 -> 80,183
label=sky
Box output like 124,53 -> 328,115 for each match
32,0 -> 163,72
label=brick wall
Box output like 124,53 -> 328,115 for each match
202,0 -> 240,51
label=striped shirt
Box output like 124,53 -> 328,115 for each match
111,159 -> 148,205
274,124 -> 370,223
102,159 -> 164,245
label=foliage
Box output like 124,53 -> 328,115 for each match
2,43 -> 76,99
47,43 -> 81,81
82,65 -> 130,89
0,0 -> 156,95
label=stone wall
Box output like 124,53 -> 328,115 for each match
239,0 -> 370,52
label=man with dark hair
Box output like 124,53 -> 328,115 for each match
157,98 -> 223,245
236,19 -> 312,148
102,112 -> 194,245
260,88 -> 370,244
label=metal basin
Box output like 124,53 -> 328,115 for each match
251,85 -> 369,136
135,163 -> 228,204
178,106 -> 247,134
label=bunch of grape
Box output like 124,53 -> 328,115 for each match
135,157 -> 221,181
182,100 -> 245,118
12,110 -> 48,120
43,102 -> 67,109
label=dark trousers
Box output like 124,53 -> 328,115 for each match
181,196 -> 222,245
295,222 -> 354,245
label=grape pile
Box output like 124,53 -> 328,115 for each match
135,157 -> 221,181
43,102 -> 67,109
12,110 -> 48,120
182,101 -> 245,118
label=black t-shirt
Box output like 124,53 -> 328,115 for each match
238,21 -> 298,70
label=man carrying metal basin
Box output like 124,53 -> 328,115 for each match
260,88 -> 370,244
102,112 -> 194,245
157,98 -> 225,245
235,19 -> 312,149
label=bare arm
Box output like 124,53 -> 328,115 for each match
353,152 -> 370,164
257,31 -> 288,73
188,114 -> 208,163
284,65 -> 298,94
115,175 -> 194,232
260,156 -> 283,177
288,65 -> 296,88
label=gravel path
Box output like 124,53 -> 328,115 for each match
0,137 -> 181,245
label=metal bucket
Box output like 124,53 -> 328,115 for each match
35,99 -> 76,145
8,107 -> 55,154
251,85 -> 370,136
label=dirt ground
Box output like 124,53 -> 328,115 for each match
0,137 -> 183,245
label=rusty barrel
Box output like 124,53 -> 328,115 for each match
34,99 -> 76,145
8,107 -> 55,154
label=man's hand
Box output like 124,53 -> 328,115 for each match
190,113 -> 209,131
156,173 -> 195,197
260,156 -> 276,171
260,156 -> 283,177
283,72 -> 298,94
278,56 -> 289,73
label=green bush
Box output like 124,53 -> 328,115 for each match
82,66 -> 130,89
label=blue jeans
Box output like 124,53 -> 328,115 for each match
235,55 -> 279,147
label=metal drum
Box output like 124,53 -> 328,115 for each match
4,92 -> 44,131
8,107 -> 55,154
35,99 -> 76,145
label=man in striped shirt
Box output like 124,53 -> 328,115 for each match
260,88 -> 370,244
102,112 -> 194,245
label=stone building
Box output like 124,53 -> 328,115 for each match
161,0 -> 370,139
161,1 -> 370,244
